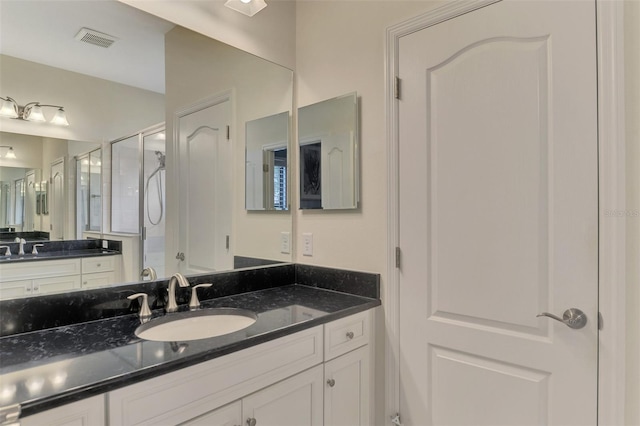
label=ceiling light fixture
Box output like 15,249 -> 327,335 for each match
0,146 -> 17,159
0,96 -> 69,126
224,0 -> 267,17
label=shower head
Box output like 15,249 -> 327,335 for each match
155,151 -> 166,169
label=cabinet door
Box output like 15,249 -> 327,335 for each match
0,279 -> 32,300
21,394 -> 105,426
242,365 -> 323,426
324,346 -> 370,426
81,271 -> 116,289
35,275 -> 82,295
181,401 -> 242,426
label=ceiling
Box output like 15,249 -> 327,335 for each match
0,0 -> 175,94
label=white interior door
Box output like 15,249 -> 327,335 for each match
50,159 -> 65,241
397,1 -> 598,425
177,96 -> 232,274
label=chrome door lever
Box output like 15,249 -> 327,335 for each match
537,308 -> 587,329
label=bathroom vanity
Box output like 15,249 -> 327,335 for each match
0,264 -> 380,426
0,239 -> 122,300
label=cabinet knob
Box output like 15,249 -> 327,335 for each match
327,378 -> 336,387
246,418 -> 257,426
33,286 -> 39,291
97,263 -> 101,267
346,331 -> 355,340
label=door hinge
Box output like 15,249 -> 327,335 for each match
391,413 -> 403,426
142,226 -> 147,241
395,246 -> 401,268
263,164 -> 269,173
226,235 -> 230,250
395,76 -> 401,100
226,125 -> 230,140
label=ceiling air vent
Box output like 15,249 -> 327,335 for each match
74,27 -> 118,48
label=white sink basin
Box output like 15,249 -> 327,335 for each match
135,308 -> 257,342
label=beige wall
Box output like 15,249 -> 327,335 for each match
164,27 -> 294,270
0,55 -> 164,144
118,0 -> 296,71
625,1 -> 640,424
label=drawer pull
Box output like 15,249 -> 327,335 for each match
327,378 -> 336,387
346,331 -> 355,340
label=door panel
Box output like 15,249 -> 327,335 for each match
178,97 -> 232,274
398,1 -> 598,425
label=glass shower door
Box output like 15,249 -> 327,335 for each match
142,128 -> 166,278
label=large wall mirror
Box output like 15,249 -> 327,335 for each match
298,92 -> 359,210
0,0 -> 293,298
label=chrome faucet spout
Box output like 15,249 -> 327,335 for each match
166,273 -> 190,312
16,238 -> 26,256
141,266 -> 157,281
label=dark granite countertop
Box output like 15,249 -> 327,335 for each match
0,249 -> 121,263
0,284 -> 380,418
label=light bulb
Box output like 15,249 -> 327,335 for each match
0,99 -> 18,118
26,105 -> 46,122
51,108 -> 69,126
5,148 -> 16,159
240,0 -> 252,3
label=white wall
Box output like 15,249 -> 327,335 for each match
624,1 -> 640,424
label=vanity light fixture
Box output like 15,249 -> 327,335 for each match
0,146 -> 17,159
224,0 -> 267,17
0,96 -> 69,126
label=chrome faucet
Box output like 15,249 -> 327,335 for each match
14,238 -> 26,255
32,244 -> 45,254
166,273 -> 190,312
141,266 -> 157,281
0,245 -> 11,256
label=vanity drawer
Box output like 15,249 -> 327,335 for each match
324,310 -> 370,360
0,258 -> 81,281
82,256 -> 115,274
82,271 -> 117,289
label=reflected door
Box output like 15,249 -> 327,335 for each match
398,1 -> 598,424
177,95 -> 232,274
24,169 -> 37,231
50,159 -> 65,240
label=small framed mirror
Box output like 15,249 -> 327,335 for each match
245,111 -> 290,211
298,92 -> 359,210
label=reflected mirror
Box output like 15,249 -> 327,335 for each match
245,112 -> 290,211
0,0 -> 293,298
298,92 -> 359,210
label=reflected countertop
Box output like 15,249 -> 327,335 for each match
0,284 -> 380,417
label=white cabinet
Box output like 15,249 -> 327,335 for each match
324,346 -> 370,426
182,401 -> 242,426
0,258 -> 82,300
243,365 -> 324,426
21,394 -> 105,426
0,255 -> 122,299
81,256 -> 119,289
22,310 -> 375,425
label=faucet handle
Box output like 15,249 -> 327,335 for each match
127,293 -> 153,321
0,246 -> 10,256
32,244 -> 45,254
189,283 -> 213,310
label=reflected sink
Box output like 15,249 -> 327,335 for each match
135,308 -> 257,342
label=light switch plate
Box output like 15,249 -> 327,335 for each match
302,233 -> 313,256
280,232 -> 290,254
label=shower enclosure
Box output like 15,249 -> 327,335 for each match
111,124 -> 166,280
